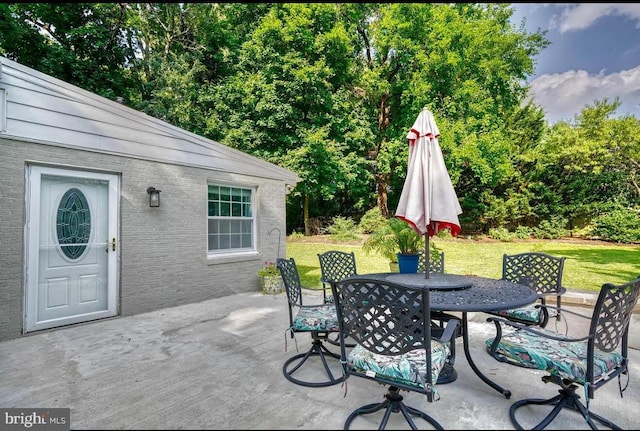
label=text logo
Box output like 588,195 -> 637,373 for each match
0,409 -> 70,431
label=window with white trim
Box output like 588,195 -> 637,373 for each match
207,184 -> 254,252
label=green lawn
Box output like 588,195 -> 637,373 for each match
285,236 -> 640,293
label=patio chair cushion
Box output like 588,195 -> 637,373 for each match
292,304 -> 339,332
484,328 -> 624,384
348,337 -> 450,391
491,303 -> 541,325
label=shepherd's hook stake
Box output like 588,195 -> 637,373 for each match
268,228 -> 281,258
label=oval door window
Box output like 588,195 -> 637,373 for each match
56,187 -> 91,259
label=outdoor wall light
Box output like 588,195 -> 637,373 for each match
146,186 -> 161,207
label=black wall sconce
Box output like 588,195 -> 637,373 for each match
146,186 -> 161,207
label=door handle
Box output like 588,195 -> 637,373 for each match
108,237 -> 116,252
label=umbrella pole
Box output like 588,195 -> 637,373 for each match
425,234 -> 430,279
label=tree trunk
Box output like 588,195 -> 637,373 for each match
304,193 -> 310,236
377,174 -> 389,218
375,93 -> 391,218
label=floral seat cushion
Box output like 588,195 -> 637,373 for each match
490,304 -> 541,324
485,328 -> 624,384
348,338 -> 450,392
292,304 -> 339,332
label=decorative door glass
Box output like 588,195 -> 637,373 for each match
56,187 -> 91,259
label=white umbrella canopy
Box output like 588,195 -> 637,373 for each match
395,108 -> 462,276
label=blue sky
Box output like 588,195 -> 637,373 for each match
510,3 -> 640,124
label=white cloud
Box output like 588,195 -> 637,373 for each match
557,4 -> 640,33
529,66 -> 640,123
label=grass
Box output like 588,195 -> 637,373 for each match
285,235 -> 640,293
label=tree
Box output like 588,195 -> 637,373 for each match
0,3 -> 137,101
211,3 -> 373,235
122,3 -> 271,134
540,99 -> 640,227
345,3 -> 548,225
3,3 -> 570,235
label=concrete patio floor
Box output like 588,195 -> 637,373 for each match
1,290 -> 639,430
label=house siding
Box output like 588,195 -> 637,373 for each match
0,138 -> 288,341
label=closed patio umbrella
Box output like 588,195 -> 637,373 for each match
395,108 -> 462,278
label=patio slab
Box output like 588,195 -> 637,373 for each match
1,290 -> 639,430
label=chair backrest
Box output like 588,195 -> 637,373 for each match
331,277 -> 435,397
276,257 -> 303,309
586,276 -> 640,396
591,276 -> 640,354
502,252 -> 565,295
417,250 -> 445,274
317,250 -> 357,283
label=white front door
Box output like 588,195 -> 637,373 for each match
25,165 -> 119,332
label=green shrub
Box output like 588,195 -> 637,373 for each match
488,226 -> 531,242
358,207 -> 388,234
488,227 -> 515,242
327,216 -> 361,241
571,225 -> 594,238
590,207 -> 640,243
514,226 -> 532,239
533,216 -> 568,239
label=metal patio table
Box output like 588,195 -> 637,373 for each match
344,272 -> 538,399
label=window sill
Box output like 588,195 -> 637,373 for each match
207,250 -> 260,266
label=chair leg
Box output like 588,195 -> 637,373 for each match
283,336 -> 344,388
510,385 -> 622,430
344,386 -> 443,430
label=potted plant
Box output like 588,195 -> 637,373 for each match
362,217 -> 423,273
257,261 -> 284,294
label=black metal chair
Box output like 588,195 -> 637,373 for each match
487,252 -> 567,330
417,249 -> 445,274
277,257 -> 344,388
485,275 -> 640,430
318,250 -> 358,304
317,250 -> 358,348
331,277 -> 459,430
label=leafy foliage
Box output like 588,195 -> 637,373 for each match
257,261 -> 279,277
533,216 -> 569,240
0,3 -> 137,100
488,227 -> 516,242
358,207 -> 389,234
362,217 -> 424,261
1,3 -> 638,237
326,217 -> 361,241
488,225 -> 533,242
590,207 -> 640,243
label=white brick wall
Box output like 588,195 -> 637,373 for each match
0,138 -> 289,341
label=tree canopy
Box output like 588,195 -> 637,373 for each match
1,3 -> 638,239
